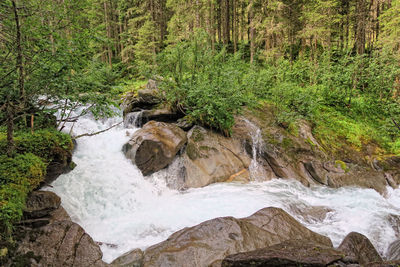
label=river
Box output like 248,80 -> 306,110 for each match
47,110 -> 400,263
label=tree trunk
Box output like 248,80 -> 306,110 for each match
355,0 -> 367,55
103,0 -> 112,67
12,0 -> 25,105
217,0 -> 222,42
223,0 -> 230,44
210,0 -> 216,50
233,0 -> 237,52
249,0 -> 255,63
6,100 -> 15,157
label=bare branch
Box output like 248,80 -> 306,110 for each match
74,122 -> 122,139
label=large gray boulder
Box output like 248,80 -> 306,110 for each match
142,207 -> 332,267
16,220 -> 107,267
181,126 -> 251,188
124,121 -> 187,176
11,191 -> 107,267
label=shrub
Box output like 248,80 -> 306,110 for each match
0,153 -> 46,238
157,31 -> 254,134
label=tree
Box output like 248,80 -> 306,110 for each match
0,0 -> 117,154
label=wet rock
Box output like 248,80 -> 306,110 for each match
16,220 -> 107,267
181,126 -> 251,188
234,108 -> 394,195
23,191 -> 61,219
140,107 -> 183,125
338,232 -> 382,265
111,248 -> 143,267
387,214 -> 400,239
368,261 -> 400,267
44,148 -> 74,185
123,121 -> 187,176
327,168 -> 388,195
142,207 -> 332,267
221,240 -> 347,267
175,117 -> 194,131
304,161 -> 328,185
288,204 -> 333,224
387,239 -> 400,260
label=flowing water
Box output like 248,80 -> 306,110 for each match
47,111 -> 400,263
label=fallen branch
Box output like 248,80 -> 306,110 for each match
73,121 -> 123,139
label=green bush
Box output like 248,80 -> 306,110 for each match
157,31 -> 254,134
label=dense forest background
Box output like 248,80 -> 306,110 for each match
1,0 -> 400,245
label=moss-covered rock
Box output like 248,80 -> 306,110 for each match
0,153 -> 47,238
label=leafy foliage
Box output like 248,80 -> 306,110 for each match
157,32 -> 254,134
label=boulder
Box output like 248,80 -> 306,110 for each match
221,240 -> 349,267
141,107 -> 183,125
368,262 -> 400,267
45,148 -> 74,185
387,239 -> 400,260
142,207 -> 332,267
123,79 -> 162,116
181,126 -> 252,188
123,121 -> 187,176
16,220 -> 107,267
175,117 -> 194,131
338,232 -> 382,265
301,160 -> 389,195
288,204 -> 333,224
111,248 -> 143,267
23,191 -> 61,219
234,108 -> 395,195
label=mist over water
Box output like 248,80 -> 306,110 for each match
47,112 -> 400,263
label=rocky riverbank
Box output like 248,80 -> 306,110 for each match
122,79 -> 400,195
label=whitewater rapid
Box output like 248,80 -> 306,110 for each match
47,112 -> 400,263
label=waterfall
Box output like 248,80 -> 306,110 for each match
47,111 -> 400,263
124,111 -> 143,128
243,118 -> 270,181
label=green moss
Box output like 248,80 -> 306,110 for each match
199,146 -> 217,152
191,128 -> 204,142
0,129 -> 72,243
0,129 -> 73,163
0,154 -> 46,238
287,122 -> 299,137
186,143 -> 200,160
335,160 -> 349,172
282,138 -> 294,150
306,137 -> 316,148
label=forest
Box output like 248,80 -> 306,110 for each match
1,0 -> 400,262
